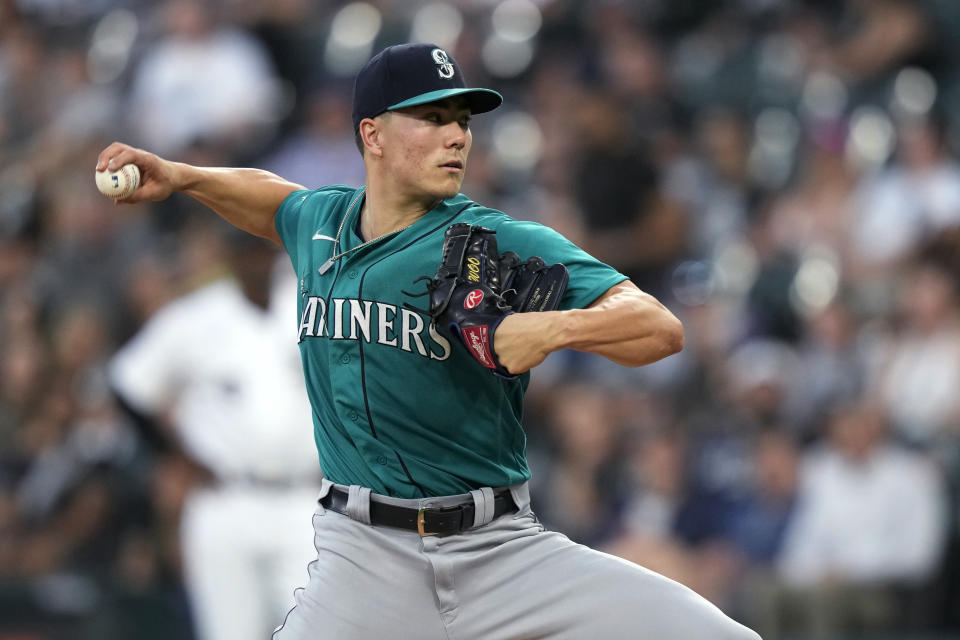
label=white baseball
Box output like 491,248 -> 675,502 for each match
95,163 -> 141,199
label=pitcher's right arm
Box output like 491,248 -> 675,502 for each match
96,142 -> 305,245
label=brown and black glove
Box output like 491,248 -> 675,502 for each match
407,223 -> 568,378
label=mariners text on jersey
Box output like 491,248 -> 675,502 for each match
298,295 -> 451,361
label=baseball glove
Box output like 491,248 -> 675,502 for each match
405,223 -> 568,378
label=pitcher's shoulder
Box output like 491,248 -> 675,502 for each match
452,197 -> 514,228
291,184 -> 365,219
303,184 -> 364,205
315,184 -> 362,197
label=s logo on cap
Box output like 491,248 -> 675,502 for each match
432,49 -> 455,79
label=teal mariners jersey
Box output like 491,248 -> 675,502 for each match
274,186 -> 628,498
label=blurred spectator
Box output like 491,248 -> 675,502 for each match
728,430 -> 800,623
128,0 -> 284,157
571,90 -> 686,295
261,89 -> 365,189
848,114 -> 960,284
528,384 -> 627,547
27,47 -> 122,176
0,23 -> 49,152
744,201 -> 805,342
768,119 -> 856,261
605,428 -> 709,595
30,162 -> 136,324
729,429 -> 799,565
786,295 -> 870,439
716,338 -> 801,436
822,0 -> 928,79
608,423 -> 778,612
870,251 -> 960,448
667,108 -> 753,263
757,400 -> 948,637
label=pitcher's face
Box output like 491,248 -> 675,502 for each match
379,98 -> 473,201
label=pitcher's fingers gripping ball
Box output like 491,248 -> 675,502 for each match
410,223 -> 568,378
95,163 -> 140,199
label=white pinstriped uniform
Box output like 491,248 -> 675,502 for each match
110,260 -> 319,640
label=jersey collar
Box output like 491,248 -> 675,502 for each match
341,190 -> 474,252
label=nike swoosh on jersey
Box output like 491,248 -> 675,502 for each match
312,233 -> 336,241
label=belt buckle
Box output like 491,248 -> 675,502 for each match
418,504 -> 467,537
417,507 -> 435,536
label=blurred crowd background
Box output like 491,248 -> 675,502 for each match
2,0 -> 960,638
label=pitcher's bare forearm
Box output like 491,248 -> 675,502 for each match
175,164 -> 303,244
562,282 -> 684,363
493,281 -> 684,374
96,142 -> 305,245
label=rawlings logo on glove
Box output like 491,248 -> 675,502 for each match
405,223 -> 568,378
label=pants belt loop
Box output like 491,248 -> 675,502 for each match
470,487 -> 495,528
508,481 -> 530,512
346,485 -> 371,524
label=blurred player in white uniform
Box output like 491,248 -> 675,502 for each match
110,229 -> 319,640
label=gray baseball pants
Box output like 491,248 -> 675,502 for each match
272,479 -> 761,639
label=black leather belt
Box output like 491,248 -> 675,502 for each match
320,486 -> 517,536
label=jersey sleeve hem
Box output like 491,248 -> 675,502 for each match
583,274 -> 631,308
273,188 -> 313,254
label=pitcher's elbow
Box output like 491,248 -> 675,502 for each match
664,316 -> 684,355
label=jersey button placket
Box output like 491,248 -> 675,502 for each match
340,353 -> 351,364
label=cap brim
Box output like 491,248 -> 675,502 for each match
387,88 -> 503,115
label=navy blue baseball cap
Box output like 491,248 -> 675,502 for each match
352,43 -> 503,131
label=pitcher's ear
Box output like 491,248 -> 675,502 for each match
359,116 -> 386,158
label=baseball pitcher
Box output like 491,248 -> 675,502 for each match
97,42 -> 761,640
